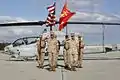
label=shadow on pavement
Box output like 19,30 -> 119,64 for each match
36,64 -> 65,71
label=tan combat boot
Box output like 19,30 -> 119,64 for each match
52,66 -> 56,72
73,67 -> 76,71
71,66 -> 76,71
39,65 -> 44,69
77,64 -> 83,68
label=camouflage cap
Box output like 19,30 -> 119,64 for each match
50,31 -> 54,34
71,33 -> 75,37
50,32 -> 55,35
78,35 -> 82,38
54,34 -> 57,38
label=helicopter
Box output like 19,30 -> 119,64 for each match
2,20 -> 120,61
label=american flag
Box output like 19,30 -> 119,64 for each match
46,2 -> 56,27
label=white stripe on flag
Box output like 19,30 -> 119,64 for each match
48,6 -> 55,11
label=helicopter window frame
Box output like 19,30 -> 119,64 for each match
23,37 -> 39,45
12,38 -> 25,47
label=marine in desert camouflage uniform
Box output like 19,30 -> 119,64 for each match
36,35 -> 46,69
47,32 -> 59,71
77,35 -> 84,68
63,35 -> 71,70
69,33 -> 78,71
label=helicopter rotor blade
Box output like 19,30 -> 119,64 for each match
0,21 -> 120,27
0,21 -> 45,27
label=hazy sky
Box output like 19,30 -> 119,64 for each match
0,0 -> 120,44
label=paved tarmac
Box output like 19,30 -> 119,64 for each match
0,51 -> 120,80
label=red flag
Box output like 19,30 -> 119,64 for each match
59,2 -> 75,31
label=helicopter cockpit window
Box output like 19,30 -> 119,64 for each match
26,37 -> 38,45
13,39 -> 25,47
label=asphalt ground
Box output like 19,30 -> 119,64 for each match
0,51 -> 120,80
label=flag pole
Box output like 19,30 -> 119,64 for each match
66,24 -> 68,35
50,26 -> 52,31
65,0 -> 68,35
54,1 -> 56,31
55,1 -> 56,31
52,1 -> 56,31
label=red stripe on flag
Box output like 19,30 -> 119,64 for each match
48,8 -> 55,13
47,2 -> 55,10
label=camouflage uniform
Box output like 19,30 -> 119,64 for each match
47,32 -> 59,71
63,35 -> 71,69
69,33 -> 78,71
37,36 -> 46,68
77,35 -> 84,68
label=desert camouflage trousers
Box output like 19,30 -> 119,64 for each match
77,49 -> 83,66
37,48 -> 44,66
63,49 -> 70,66
69,53 -> 78,67
49,52 -> 57,67
64,49 -> 78,68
